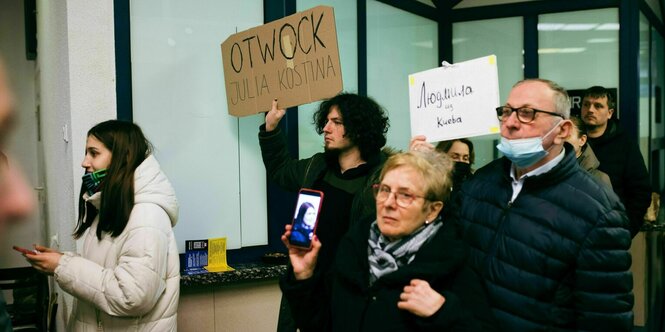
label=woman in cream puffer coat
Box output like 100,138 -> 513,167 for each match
25,120 -> 180,331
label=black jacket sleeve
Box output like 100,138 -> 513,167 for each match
258,124 -> 315,192
574,207 -> 634,330
279,268 -> 330,332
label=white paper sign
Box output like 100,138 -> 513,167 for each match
408,55 -> 501,142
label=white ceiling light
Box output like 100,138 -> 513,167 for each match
538,47 -> 586,54
587,38 -> 616,43
561,24 -> 598,31
596,23 -> 620,30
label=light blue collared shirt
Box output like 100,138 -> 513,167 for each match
508,149 -> 565,202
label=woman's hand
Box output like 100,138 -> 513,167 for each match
281,224 -> 321,280
397,279 -> 446,317
265,99 -> 287,132
409,135 -> 435,153
24,245 -> 63,275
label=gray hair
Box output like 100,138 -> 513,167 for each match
513,78 -> 571,119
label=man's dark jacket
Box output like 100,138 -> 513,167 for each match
258,125 -> 387,224
451,145 -> 634,331
586,119 -> 651,236
281,218 -> 497,332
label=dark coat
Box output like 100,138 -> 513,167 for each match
258,125 -> 387,224
577,144 -> 612,189
453,145 -> 634,331
281,219 -> 496,332
587,119 -> 651,235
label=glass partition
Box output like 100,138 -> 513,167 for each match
367,0 -> 438,151
297,0 -> 358,158
130,0 -> 266,250
538,8 -> 619,91
452,17 -> 522,167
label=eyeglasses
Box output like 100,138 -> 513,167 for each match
495,106 -> 564,124
372,184 -> 427,208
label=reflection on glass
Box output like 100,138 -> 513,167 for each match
538,8 -> 619,90
367,0 -> 438,151
297,0 -> 358,158
639,14 -> 650,168
453,17 -> 522,167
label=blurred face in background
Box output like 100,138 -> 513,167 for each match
447,141 -> 470,164
0,61 -> 34,232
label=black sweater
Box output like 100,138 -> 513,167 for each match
586,120 -> 651,236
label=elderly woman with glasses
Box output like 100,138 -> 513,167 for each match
280,151 -> 495,332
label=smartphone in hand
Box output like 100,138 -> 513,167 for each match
13,245 -> 39,255
288,189 -> 324,249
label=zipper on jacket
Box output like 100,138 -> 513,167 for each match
96,308 -> 102,331
485,199 -> 514,267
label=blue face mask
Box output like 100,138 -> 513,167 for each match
496,121 -> 562,168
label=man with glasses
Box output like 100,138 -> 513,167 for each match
450,79 -> 634,330
581,86 -> 651,236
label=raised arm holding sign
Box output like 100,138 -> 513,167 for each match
408,55 -> 501,142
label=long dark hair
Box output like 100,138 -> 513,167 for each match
295,202 -> 315,226
74,120 -> 153,240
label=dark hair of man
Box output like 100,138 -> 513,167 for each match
569,116 -> 588,138
435,138 -> 475,165
312,93 -> 389,161
583,86 -> 616,110
74,120 -> 153,240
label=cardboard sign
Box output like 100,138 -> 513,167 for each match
221,6 -> 343,117
408,55 -> 501,142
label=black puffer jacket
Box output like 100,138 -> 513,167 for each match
453,145 -> 634,331
281,219 -> 496,332
586,120 -> 651,236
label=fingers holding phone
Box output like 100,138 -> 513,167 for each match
12,245 -> 39,255
14,244 -> 63,275
282,224 -> 322,280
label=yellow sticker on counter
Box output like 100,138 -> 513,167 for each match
204,237 -> 235,273
409,76 -> 415,86
489,55 -> 496,65
490,126 -> 500,133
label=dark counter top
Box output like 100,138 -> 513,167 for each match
180,262 -> 287,287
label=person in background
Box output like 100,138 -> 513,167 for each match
581,86 -> 651,236
435,138 -> 474,194
0,55 -> 35,332
280,151 -> 495,331
566,116 -> 612,189
414,78 -> 633,330
259,93 -> 390,331
23,120 -> 180,331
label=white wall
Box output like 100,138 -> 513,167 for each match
36,0 -> 117,328
0,0 -> 41,268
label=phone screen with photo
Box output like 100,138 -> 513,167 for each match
289,189 -> 324,249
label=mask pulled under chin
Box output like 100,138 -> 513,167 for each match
496,120 -> 562,168
82,169 -> 107,196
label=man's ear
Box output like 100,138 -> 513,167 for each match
579,133 -> 587,147
555,120 -> 572,144
608,108 -> 615,119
